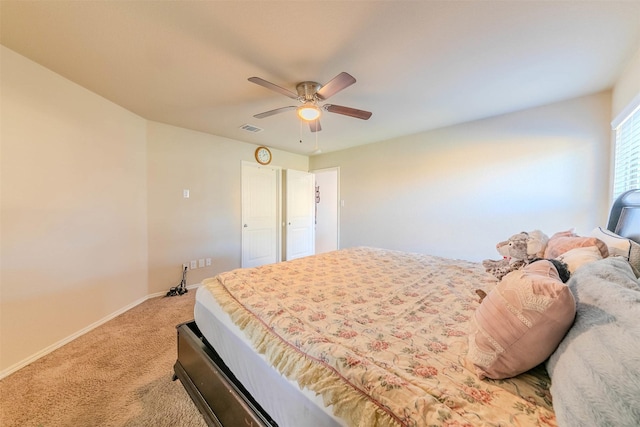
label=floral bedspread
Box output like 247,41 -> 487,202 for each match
202,247 -> 556,427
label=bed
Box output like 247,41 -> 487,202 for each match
174,189 -> 640,427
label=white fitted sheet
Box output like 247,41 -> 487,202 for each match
194,285 -> 347,427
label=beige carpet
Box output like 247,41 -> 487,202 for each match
0,291 -> 208,427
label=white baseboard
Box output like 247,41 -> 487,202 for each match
0,284 -> 201,380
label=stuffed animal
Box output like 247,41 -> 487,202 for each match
476,258 -> 571,303
498,229 -> 548,259
476,256 -> 570,303
482,230 -> 549,281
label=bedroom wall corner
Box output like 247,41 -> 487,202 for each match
0,46 -> 149,375
146,121 -> 308,295
612,45 -> 640,120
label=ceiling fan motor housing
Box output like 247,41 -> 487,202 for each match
296,81 -> 321,101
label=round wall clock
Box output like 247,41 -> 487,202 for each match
255,146 -> 272,165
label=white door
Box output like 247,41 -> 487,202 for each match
242,162 -> 280,268
313,168 -> 340,253
285,169 -> 315,261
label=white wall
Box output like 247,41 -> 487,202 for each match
1,46 -> 148,373
310,92 -> 613,261
612,45 -> 640,119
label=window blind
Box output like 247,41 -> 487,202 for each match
612,102 -> 640,201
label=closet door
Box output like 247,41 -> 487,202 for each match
285,169 -> 315,261
241,162 -> 280,268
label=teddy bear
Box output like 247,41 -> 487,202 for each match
482,230 -> 549,281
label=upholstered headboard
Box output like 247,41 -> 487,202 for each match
607,189 -> 640,244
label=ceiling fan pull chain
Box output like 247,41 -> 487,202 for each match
315,126 -> 318,149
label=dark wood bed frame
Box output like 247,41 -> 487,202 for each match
173,321 -> 277,427
173,189 -> 640,427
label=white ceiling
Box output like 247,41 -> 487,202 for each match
1,1 -> 639,155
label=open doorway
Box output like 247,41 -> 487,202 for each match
312,167 -> 340,254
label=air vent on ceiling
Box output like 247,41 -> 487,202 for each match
240,123 -> 263,133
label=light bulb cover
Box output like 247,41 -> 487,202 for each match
297,104 -> 321,121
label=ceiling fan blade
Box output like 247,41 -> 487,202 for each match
253,106 -> 296,119
325,104 -> 372,120
248,77 -> 298,100
309,119 -> 322,133
316,72 -> 356,100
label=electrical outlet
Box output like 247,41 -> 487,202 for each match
190,260 -> 197,269
183,263 -> 189,270
205,258 -> 212,266
198,258 -> 205,268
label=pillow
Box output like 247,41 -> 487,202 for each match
556,246 -> 603,273
544,234 -> 608,259
467,260 -> 576,379
549,229 -> 577,239
546,257 -> 640,427
632,241 -> 640,272
590,227 -> 640,270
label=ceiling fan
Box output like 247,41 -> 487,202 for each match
248,72 -> 372,132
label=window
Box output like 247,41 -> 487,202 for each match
612,98 -> 640,201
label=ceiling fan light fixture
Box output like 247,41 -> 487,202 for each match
297,104 -> 321,121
